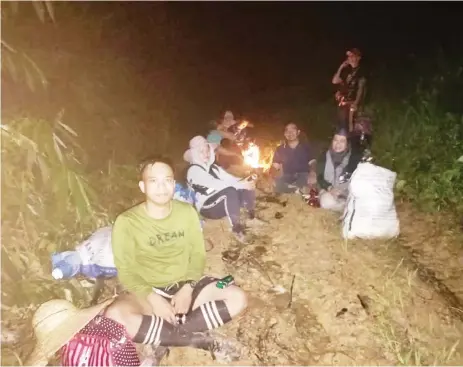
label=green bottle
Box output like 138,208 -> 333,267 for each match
216,275 -> 235,289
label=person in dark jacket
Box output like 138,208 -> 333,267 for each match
316,128 -> 362,211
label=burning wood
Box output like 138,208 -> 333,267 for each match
242,142 -> 273,171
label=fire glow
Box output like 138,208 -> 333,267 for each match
242,142 -> 272,170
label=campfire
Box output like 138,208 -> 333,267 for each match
242,142 -> 272,171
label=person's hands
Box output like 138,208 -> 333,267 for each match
340,60 -> 350,69
307,171 -> 317,186
239,179 -> 256,191
350,102 -> 358,111
171,285 -> 193,315
329,187 -> 342,198
272,163 -> 282,171
147,292 -> 177,324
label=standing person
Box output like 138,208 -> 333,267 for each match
111,155 -> 247,361
332,48 -> 367,132
271,123 -> 317,194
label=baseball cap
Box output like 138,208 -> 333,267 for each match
346,48 -> 362,57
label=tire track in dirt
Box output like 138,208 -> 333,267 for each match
394,203 -> 463,318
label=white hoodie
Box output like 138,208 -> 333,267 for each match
186,144 -> 247,211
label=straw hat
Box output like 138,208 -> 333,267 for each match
26,298 -> 115,366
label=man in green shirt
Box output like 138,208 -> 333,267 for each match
112,155 -> 247,360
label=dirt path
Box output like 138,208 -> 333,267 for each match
2,190 -> 463,366
163,192 -> 463,366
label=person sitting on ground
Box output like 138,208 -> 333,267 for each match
26,293 -> 239,366
207,112 -> 243,169
184,135 -> 262,243
227,119 -> 254,148
271,122 -> 317,194
110,155 -> 247,361
316,127 -> 362,212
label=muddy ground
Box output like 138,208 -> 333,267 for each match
2,186 -> 463,365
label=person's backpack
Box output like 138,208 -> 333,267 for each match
61,316 -> 140,366
186,163 -> 221,195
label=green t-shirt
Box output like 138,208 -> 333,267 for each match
112,200 -> 206,297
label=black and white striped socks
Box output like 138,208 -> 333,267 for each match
132,301 -> 231,349
133,314 -> 164,345
184,300 -> 232,333
132,315 -> 213,350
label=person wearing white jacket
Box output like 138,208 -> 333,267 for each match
183,136 -> 262,243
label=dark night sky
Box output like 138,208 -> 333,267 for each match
5,2 -> 463,130
109,2 -> 462,113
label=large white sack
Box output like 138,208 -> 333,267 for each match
342,162 -> 400,240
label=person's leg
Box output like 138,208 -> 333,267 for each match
274,174 -> 297,194
177,277 -> 247,334
294,172 -> 309,190
105,294 -> 214,351
237,189 -> 256,219
319,190 -> 346,212
337,105 -> 349,130
200,187 -> 244,234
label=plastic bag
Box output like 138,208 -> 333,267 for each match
51,227 -> 117,280
174,183 -> 196,206
342,162 -> 400,239
75,226 -> 117,278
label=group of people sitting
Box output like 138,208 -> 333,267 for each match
27,111 -> 363,366
182,111 -> 362,240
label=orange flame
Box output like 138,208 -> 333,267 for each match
242,142 -> 272,171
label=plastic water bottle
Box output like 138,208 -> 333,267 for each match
51,251 -> 82,280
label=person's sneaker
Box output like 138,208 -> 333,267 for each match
209,335 -> 242,364
246,217 -> 266,228
232,231 -> 248,244
139,345 -> 169,366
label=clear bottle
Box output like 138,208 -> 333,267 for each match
51,251 -> 82,279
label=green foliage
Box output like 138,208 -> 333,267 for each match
370,72 -> 463,214
1,1 -> 54,91
1,116 -> 96,235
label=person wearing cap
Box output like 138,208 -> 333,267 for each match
26,293 -> 240,366
316,128 -> 362,211
184,135 -> 263,244
332,48 -> 367,132
271,122 -> 317,194
109,155 -> 247,361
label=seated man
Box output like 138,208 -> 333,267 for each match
27,294 -> 238,366
271,122 -> 317,194
111,155 -> 247,361
184,136 -> 262,244
317,127 -> 362,212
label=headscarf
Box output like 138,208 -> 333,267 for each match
183,136 -> 216,169
330,127 -> 350,166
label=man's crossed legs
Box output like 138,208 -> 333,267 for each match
274,172 -> 309,194
108,276 -> 247,363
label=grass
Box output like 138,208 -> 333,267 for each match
2,3 -> 463,364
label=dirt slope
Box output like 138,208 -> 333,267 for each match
2,191 -> 463,366
164,192 -> 463,366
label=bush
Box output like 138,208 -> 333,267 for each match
370,71 -> 463,215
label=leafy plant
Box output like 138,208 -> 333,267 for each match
371,73 -> 463,214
